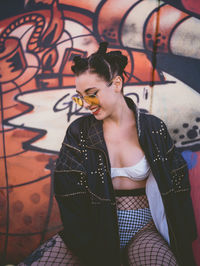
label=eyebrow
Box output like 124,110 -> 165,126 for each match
76,87 -> 97,94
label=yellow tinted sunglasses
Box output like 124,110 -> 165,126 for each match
72,91 -> 99,107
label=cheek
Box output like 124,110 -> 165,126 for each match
99,95 -> 109,108
98,88 -> 115,107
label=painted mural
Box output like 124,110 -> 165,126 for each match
0,0 -> 200,265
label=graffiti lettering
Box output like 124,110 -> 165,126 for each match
53,93 -> 88,122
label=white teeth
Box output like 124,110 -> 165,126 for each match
92,107 -> 99,113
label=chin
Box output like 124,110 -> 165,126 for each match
94,114 -> 104,120
93,111 -> 106,120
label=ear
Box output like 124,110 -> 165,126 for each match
113,76 -> 123,92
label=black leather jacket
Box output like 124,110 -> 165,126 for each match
54,97 -> 197,266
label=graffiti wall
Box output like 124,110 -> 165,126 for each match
0,0 -> 200,264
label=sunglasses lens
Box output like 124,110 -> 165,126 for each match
72,97 -> 83,106
72,95 -> 99,106
84,96 -> 99,105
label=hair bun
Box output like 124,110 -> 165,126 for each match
71,42 -> 128,83
106,51 -> 128,73
96,42 -> 109,55
73,56 -> 82,63
119,55 -> 128,70
71,56 -> 88,73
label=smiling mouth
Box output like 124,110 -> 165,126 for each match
91,106 -> 101,115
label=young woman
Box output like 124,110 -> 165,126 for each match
19,42 -> 196,266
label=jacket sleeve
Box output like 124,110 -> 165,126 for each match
162,121 -> 197,242
54,123 -> 95,265
161,122 -> 197,266
162,120 -> 192,193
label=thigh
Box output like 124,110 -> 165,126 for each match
126,222 -> 179,266
17,233 -> 81,266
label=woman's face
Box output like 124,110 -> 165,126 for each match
75,70 -> 121,121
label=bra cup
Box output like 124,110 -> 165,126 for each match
111,156 -> 150,181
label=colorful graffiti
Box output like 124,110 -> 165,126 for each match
0,0 -> 200,264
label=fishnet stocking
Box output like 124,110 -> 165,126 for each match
126,221 -> 179,266
17,234 -> 81,266
18,193 -> 178,266
115,193 -> 178,265
116,194 -> 149,210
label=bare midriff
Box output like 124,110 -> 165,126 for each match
112,176 -> 147,190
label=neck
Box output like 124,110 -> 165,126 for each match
103,96 -> 135,128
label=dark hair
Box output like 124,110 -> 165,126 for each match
71,42 -> 128,86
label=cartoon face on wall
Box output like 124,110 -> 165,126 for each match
0,0 -> 200,264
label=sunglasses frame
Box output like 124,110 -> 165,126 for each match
72,78 -> 114,107
72,90 -> 99,107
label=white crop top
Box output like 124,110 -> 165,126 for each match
111,156 -> 150,181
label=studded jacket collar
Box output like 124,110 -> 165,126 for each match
54,97 -> 197,266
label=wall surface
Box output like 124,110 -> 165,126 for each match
0,0 -> 200,265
